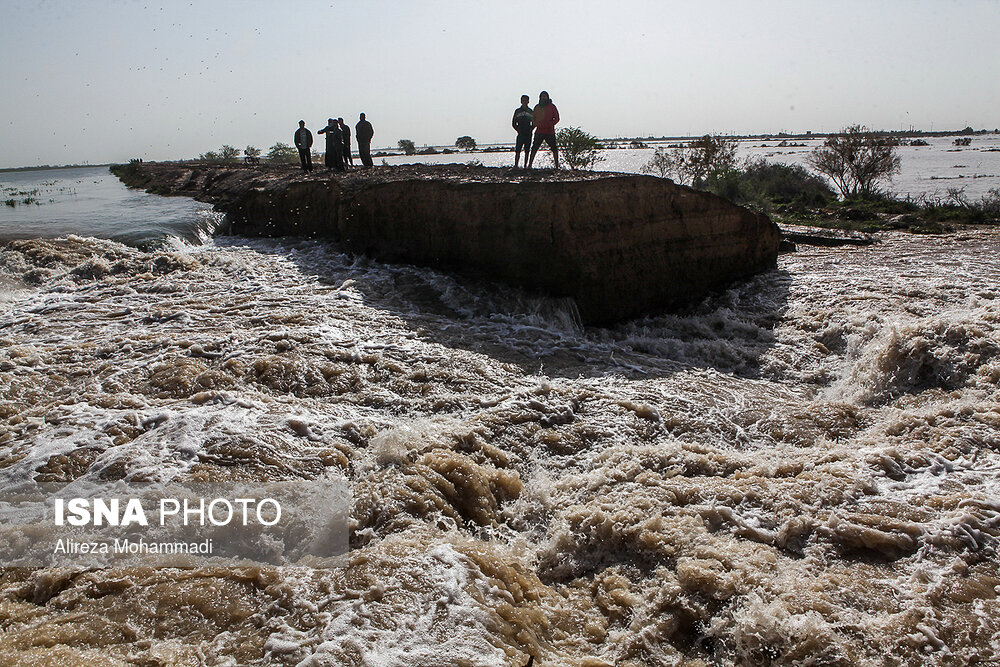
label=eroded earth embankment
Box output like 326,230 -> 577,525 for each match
112,162 -> 780,325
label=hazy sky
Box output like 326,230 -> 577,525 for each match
1,0 -> 998,168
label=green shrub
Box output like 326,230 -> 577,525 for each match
199,144 -> 241,164
698,158 -> 836,213
911,187 -> 1000,225
981,188 -> 1000,217
556,127 -> 604,170
265,142 -> 298,164
219,145 -> 240,163
740,159 -> 836,207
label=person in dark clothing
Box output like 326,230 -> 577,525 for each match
528,91 -> 560,169
317,118 -> 345,171
294,120 -> 314,172
355,113 -> 375,168
512,95 -> 534,168
338,118 -> 353,169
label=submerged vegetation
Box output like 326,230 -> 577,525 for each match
1,183 -> 73,208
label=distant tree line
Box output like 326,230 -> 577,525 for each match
197,143 -> 295,165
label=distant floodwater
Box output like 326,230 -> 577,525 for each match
382,134 -> 1000,200
0,166 -> 223,246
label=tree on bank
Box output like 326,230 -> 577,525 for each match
398,139 -> 416,155
244,145 -> 261,160
641,148 -> 675,179
455,136 -> 477,151
218,145 -> 240,163
265,142 -> 298,164
556,127 -> 604,170
807,125 -> 901,198
199,145 -> 240,164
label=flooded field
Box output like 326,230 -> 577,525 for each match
381,134 -> 1000,201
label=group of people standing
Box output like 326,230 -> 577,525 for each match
512,91 -> 560,169
293,114 -> 375,173
293,92 -> 559,174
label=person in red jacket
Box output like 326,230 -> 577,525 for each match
528,90 -> 560,169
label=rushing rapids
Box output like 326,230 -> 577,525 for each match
0,226 -> 998,665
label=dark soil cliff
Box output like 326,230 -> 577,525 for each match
112,162 -> 781,324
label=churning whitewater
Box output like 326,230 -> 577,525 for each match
0,227 -> 998,665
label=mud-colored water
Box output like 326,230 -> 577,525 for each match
1,222 -> 997,664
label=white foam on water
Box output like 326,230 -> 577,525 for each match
1,229 -> 999,664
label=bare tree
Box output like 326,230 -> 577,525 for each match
807,125 -> 901,199
641,147 -> 679,179
641,135 -> 737,185
684,135 -> 738,184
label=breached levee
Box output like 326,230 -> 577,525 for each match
112,162 -> 780,324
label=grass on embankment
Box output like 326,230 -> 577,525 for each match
773,190 -> 1000,234
698,160 -> 1000,234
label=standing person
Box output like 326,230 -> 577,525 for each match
512,94 -> 534,168
528,91 -> 560,169
294,120 -> 314,172
317,118 -> 345,171
338,118 -> 354,169
355,113 -> 375,168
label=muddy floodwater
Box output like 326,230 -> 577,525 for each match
0,167 -> 998,665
